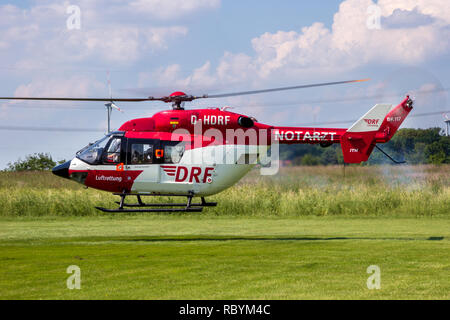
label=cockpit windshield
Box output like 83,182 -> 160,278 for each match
76,135 -> 110,164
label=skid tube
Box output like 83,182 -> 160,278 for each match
95,191 -> 217,213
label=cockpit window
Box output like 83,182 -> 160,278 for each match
76,135 -> 110,165
103,138 -> 122,164
131,144 -> 154,164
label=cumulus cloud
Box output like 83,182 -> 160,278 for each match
381,7 -> 435,28
138,61 -> 228,93
129,0 -> 220,19
158,0 -> 450,89
330,0 -> 449,65
0,75 -> 105,122
13,75 -> 104,98
52,25 -> 188,63
0,0 -> 216,65
378,0 -> 450,24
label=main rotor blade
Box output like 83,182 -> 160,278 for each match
244,87 -> 450,108
202,79 -> 370,99
0,79 -> 369,103
0,97 -> 158,102
0,125 -> 105,132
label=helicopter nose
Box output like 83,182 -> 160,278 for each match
52,160 -> 71,179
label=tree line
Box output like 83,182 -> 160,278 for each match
280,127 -> 449,165
5,153 -> 66,171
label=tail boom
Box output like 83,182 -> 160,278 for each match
272,127 -> 346,145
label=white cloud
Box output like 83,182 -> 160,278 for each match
0,75 -> 105,122
153,64 -> 184,86
159,0 -> 450,89
378,0 -> 450,24
216,52 -> 256,84
139,61 -> 221,92
381,7 -> 434,28
145,26 -> 189,50
129,0 -> 220,19
330,0 -> 449,66
53,25 -> 188,63
13,75 -> 104,98
0,0 -> 215,65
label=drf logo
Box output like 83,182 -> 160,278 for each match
366,265 -> 381,290
363,119 -> 380,126
161,166 -> 214,183
66,265 -> 81,289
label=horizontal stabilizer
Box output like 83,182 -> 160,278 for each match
347,104 -> 392,132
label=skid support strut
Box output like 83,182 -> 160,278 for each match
96,192 -> 217,213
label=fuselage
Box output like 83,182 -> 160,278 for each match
54,107 -> 343,196
53,96 -> 412,196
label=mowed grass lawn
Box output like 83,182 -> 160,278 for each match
0,217 -> 449,299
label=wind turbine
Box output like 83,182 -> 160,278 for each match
443,113 -> 450,136
105,71 -> 123,133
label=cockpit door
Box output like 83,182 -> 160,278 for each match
124,138 -> 161,192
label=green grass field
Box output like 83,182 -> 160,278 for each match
0,165 -> 449,299
1,217 -> 449,299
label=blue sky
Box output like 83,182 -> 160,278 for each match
0,0 -> 449,168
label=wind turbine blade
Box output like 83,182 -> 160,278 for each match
111,102 -> 123,113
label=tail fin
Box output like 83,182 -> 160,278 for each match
341,96 -> 413,163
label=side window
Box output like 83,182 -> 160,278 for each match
163,141 -> 185,164
131,144 -> 154,164
103,138 -> 121,164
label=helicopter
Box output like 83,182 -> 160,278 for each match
0,79 -> 413,212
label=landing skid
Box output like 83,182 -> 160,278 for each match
95,192 -> 217,213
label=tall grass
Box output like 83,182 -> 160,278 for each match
0,165 -> 448,217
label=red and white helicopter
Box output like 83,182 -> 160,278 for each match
0,79 -> 413,212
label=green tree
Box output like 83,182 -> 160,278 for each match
300,154 -> 321,166
6,153 -> 64,171
281,128 -> 449,165
319,147 -> 339,165
409,142 -> 427,164
425,139 -> 450,164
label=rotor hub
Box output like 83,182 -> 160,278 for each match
161,91 -> 195,110
170,91 -> 187,97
